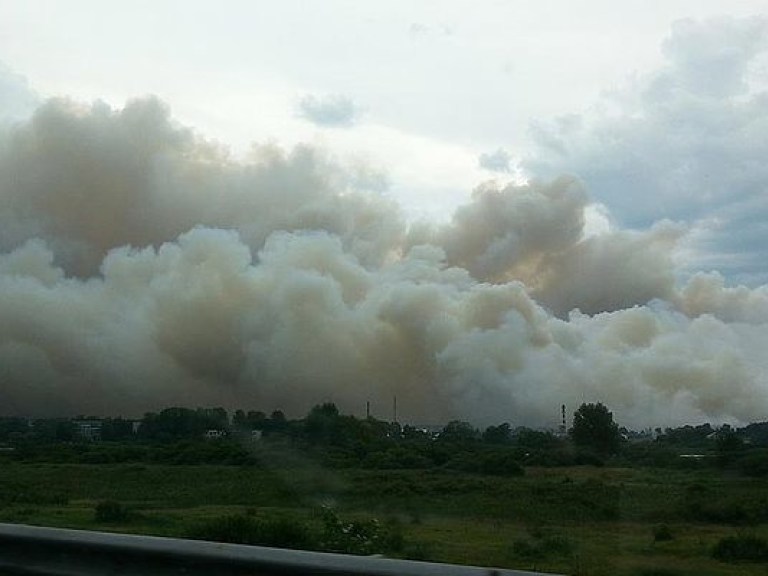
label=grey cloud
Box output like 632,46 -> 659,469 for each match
659,17 -> 767,98
428,177 -> 589,284
409,23 -> 429,36
298,94 -> 360,127
408,23 -> 453,38
0,61 -> 39,125
524,17 -> 768,286
410,178 -> 681,317
677,272 -> 768,324
478,148 -> 513,173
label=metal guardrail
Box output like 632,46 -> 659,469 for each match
0,523 -> 559,576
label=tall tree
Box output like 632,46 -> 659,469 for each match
571,402 -> 620,455
439,421 -> 478,444
482,422 -> 512,444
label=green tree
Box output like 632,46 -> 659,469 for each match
439,421 -> 478,444
264,410 -> 287,435
232,410 -> 247,428
482,422 -> 512,444
304,403 -> 342,444
270,410 -> 286,422
570,402 -> 620,455
515,428 -> 561,450
247,411 -> 267,429
101,418 -> 134,440
715,429 -> 745,467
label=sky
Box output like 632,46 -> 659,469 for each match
1,2 -> 765,222
0,1 -> 767,427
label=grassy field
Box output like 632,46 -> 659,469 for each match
0,458 -> 766,575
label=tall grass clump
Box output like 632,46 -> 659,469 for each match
712,533 -> 768,563
94,500 -> 130,523
512,528 -> 574,561
186,514 -> 314,550
317,506 -> 404,555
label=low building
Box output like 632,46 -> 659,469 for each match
73,419 -> 102,441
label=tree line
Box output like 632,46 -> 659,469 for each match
1,402 -> 767,476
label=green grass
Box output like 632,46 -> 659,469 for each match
0,462 -> 766,575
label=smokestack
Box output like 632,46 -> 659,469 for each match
393,395 -> 397,423
559,404 -> 567,436
366,401 -> 370,419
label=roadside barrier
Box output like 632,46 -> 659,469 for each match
0,522 -> 559,576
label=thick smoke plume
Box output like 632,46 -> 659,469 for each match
1,96 -> 767,428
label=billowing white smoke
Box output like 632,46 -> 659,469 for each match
1,95 -> 767,428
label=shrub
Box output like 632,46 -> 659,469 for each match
681,484 -> 763,525
652,524 -> 673,542
187,514 -> 258,545
94,500 -> 129,523
685,498 -> 752,525
512,531 -> 574,560
737,451 -> 768,477
256,517 -> 315,549
380,517 -> 405,553
511,538 -> 538,558
478,450 -> 524,476
573,449 -> 605,467
633,569 -> 685,576
186,514 -> 314,550
363,447 -> 431,470
402,542 -> 431,561
318,506 -> 400,555
712,534 -> 768,563
444,449 -> 524,476
571,478 -> 621,521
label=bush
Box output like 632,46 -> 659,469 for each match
512,530 -> 574,560
633,569 -> 685,576
652,524 -> 673,542
444,449 -> 524,476
685,498 -> 752,525
478,450 -> 524,476
712,534 -> 768,563
569,478 -> 621,521
402,542 -> 431,561
680,484 -> 767,525
573,449 -> 605,467
362,447 -> 431,470
737,451 -> 768,477
519,448 -> 574,467
186,509 -> 405,556
257,517 -> 315,549
94,500 -> 129,523
318,506 -> 403,555
186,514 -> 314,550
